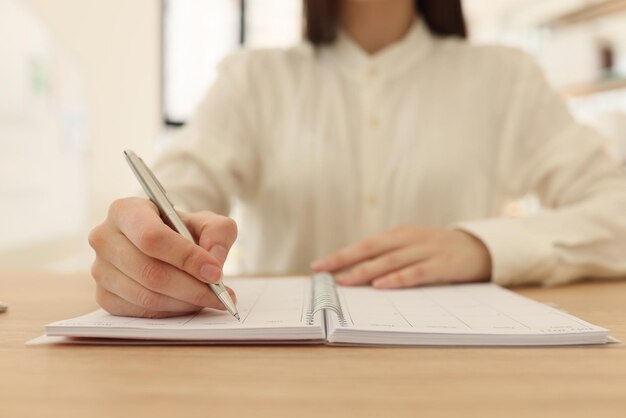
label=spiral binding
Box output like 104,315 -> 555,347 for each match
306,273 -> 347,326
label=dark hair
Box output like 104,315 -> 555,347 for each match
304,0 -> 467,45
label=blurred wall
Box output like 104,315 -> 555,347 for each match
24,0 -> 162,225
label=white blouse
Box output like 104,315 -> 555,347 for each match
153,20 -> 626,286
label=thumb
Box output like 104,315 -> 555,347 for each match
181,211 -> 238,267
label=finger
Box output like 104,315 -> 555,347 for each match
183,211 -> 238,265
108,198 -> 223,284
336,245 -> 431,286
372,261 -> 443,289
92,257 -> 207,313
311,233 -> 405,273
95,285 -> 184,319
93,228 -> 232,310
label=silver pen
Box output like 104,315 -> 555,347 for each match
124,150 -> 240,321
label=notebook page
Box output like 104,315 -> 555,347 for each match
327,283 -> 608,346
46,277 -> 325,342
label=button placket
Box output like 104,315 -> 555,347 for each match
360,69 -> 383,234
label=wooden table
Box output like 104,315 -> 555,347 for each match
1,271 -> 625,418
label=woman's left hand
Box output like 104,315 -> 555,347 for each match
310,226 -> 492,289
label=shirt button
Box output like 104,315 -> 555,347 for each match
370,116 -> 380,128
367,194 -> 377,206
367,67 -> 378,77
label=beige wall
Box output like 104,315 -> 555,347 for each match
24,0 -> 162,225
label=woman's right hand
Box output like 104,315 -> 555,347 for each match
88,197 -> 238,318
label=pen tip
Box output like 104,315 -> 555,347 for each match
235,313 -> 241,322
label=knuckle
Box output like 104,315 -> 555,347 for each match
136,289 -> 161,311
138,309 -> 163,319
108,198 -> 129,218
95,287 -> 105,306
413,265 -> 426,278
411,266 -> 426,280
137,228 -> 164,254
179,244 -> 199,272
90,260 -> 102,282
87,225 -> 105,251
391,272 -> 406,286
139,261 -> 166,289
95,287 -> 114,312
409,265 -> 429,284
90,260 -> 114,289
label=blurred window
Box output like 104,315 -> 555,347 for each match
162,0 -> 302,126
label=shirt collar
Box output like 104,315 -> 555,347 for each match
325,19 -> 436,81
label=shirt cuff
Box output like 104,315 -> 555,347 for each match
453,218 -> 557,287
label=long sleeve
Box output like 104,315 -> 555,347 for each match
457,52 -> 626,287
143,24 -> 626,277
152,52 -> 260,215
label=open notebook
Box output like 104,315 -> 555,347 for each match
45,274 -> 609,346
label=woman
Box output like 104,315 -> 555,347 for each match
88,0 -> 626,318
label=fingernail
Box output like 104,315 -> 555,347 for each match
209,245 -> 228,265
200,264 -> 222,283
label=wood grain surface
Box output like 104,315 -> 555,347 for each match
1,271 -> 625,418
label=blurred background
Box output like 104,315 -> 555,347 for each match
1,0 -> 626,271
